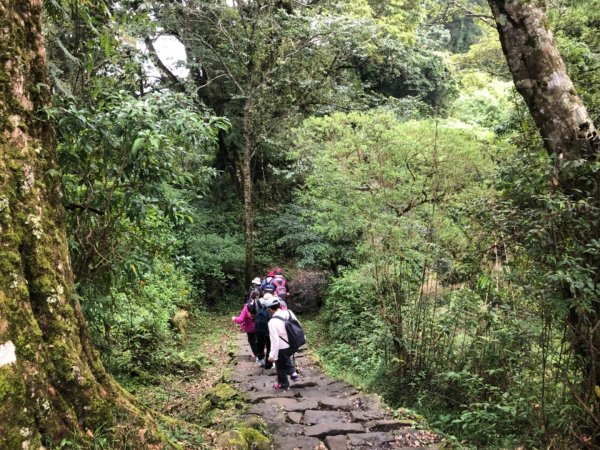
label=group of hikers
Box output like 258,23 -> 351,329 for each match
231,267 -> 305,391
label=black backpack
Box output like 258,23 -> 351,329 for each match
253,300 -> 270,334
274,313 -> 306,353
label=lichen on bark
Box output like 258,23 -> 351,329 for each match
0,1 -> 170,447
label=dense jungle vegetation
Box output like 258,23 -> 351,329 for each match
1,0 -> 599,448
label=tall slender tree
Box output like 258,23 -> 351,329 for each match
0,1 -> 161,447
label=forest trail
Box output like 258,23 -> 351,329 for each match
230,333 -> 441,450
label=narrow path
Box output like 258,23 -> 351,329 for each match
230,332 -> 441,450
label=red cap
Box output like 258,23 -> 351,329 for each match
268,271 -> 275,277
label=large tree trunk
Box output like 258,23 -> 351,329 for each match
488,0 -> 599,444
0,1 -> 162,447
488,0 -> 599,162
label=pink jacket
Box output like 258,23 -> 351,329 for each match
233,303 -> 255,333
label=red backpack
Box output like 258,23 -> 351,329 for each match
272,276 -> 288,299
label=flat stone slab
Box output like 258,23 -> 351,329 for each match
246,403 -> 286,424
288,399 -> 320,412
304,410 -> 349,425
324,434 -> 349,450
348,432 -> 396,446
350,410 -> 389,421
264,397 -> 302,409
287,411 -> 303,424
272,435 -> 323,450
319,397 -> 354,411
246,390 -> 295,403
271,423 -> 305,437
366,419 -> 414,432
305,422 -> 365,438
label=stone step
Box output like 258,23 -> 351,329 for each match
272,435 -> 323,450
246,390 -> 295,403
286,411 -> 303,424
366,419 -> 415,432
347,431 -> 396,446
318,397 -> 355,411
303,409 -> 350,425
350,410 -> 389,422
324,435 -> 348,450
304,422 -> 365,439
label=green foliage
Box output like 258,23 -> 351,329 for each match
184,205 -> 246,301
44,0 -> 148,101
53,90 -> 224,284
450,72 -> 514,131
87,257 -> 198,376
550,0 -> 600,119
358,33 -> 455,108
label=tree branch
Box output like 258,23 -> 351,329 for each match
144,36 -> 186,93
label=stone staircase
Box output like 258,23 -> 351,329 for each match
230,333 -> 440,450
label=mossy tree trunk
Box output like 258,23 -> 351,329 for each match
487,0 -> 599,162
488,0 -> 599,443
0,1 -> 163,447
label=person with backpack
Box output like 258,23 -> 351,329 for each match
272,267 -> 289,303
266,298 -> 303,390
246,276 -> 262,303
232,288 -> 260,362
250,284 -> 276,369
260,270 -> 275,294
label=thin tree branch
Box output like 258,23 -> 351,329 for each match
144,35 -> 186,93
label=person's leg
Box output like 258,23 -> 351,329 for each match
255,333 -> 266,363
275,350 -> 290,389
282,349 -> 295,377
264,336 -> 273,369
247,332 -> 258,357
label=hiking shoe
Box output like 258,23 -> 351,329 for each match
273,383 -> 289,391
290,373 -> 299,381
257,358 -> 265,366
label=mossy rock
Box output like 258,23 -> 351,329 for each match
240,416 -> 268,435
215,430 -> 247,450
206,383 -> 238,406
214,428 -> 271,450
239,427 -> 270,450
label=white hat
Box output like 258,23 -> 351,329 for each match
252,277 -> 261,285
264,297 -> 281,309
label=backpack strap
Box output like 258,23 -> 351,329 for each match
273,315 -> 290,343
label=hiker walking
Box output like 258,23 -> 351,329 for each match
261,270 -> 275,294
246,276 -> 262,303
232,288 -> 259,361
272,267 -> 289,304
250,284 -> 276,369
266,298 -> 301,390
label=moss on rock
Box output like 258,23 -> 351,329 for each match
239,427 -> 270,450
240,416 -> 268,434
214,427 -> 271,450
215,430 -> 247,449
208,383 -> 239,405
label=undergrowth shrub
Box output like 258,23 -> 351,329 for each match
85,258 -> 199,376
